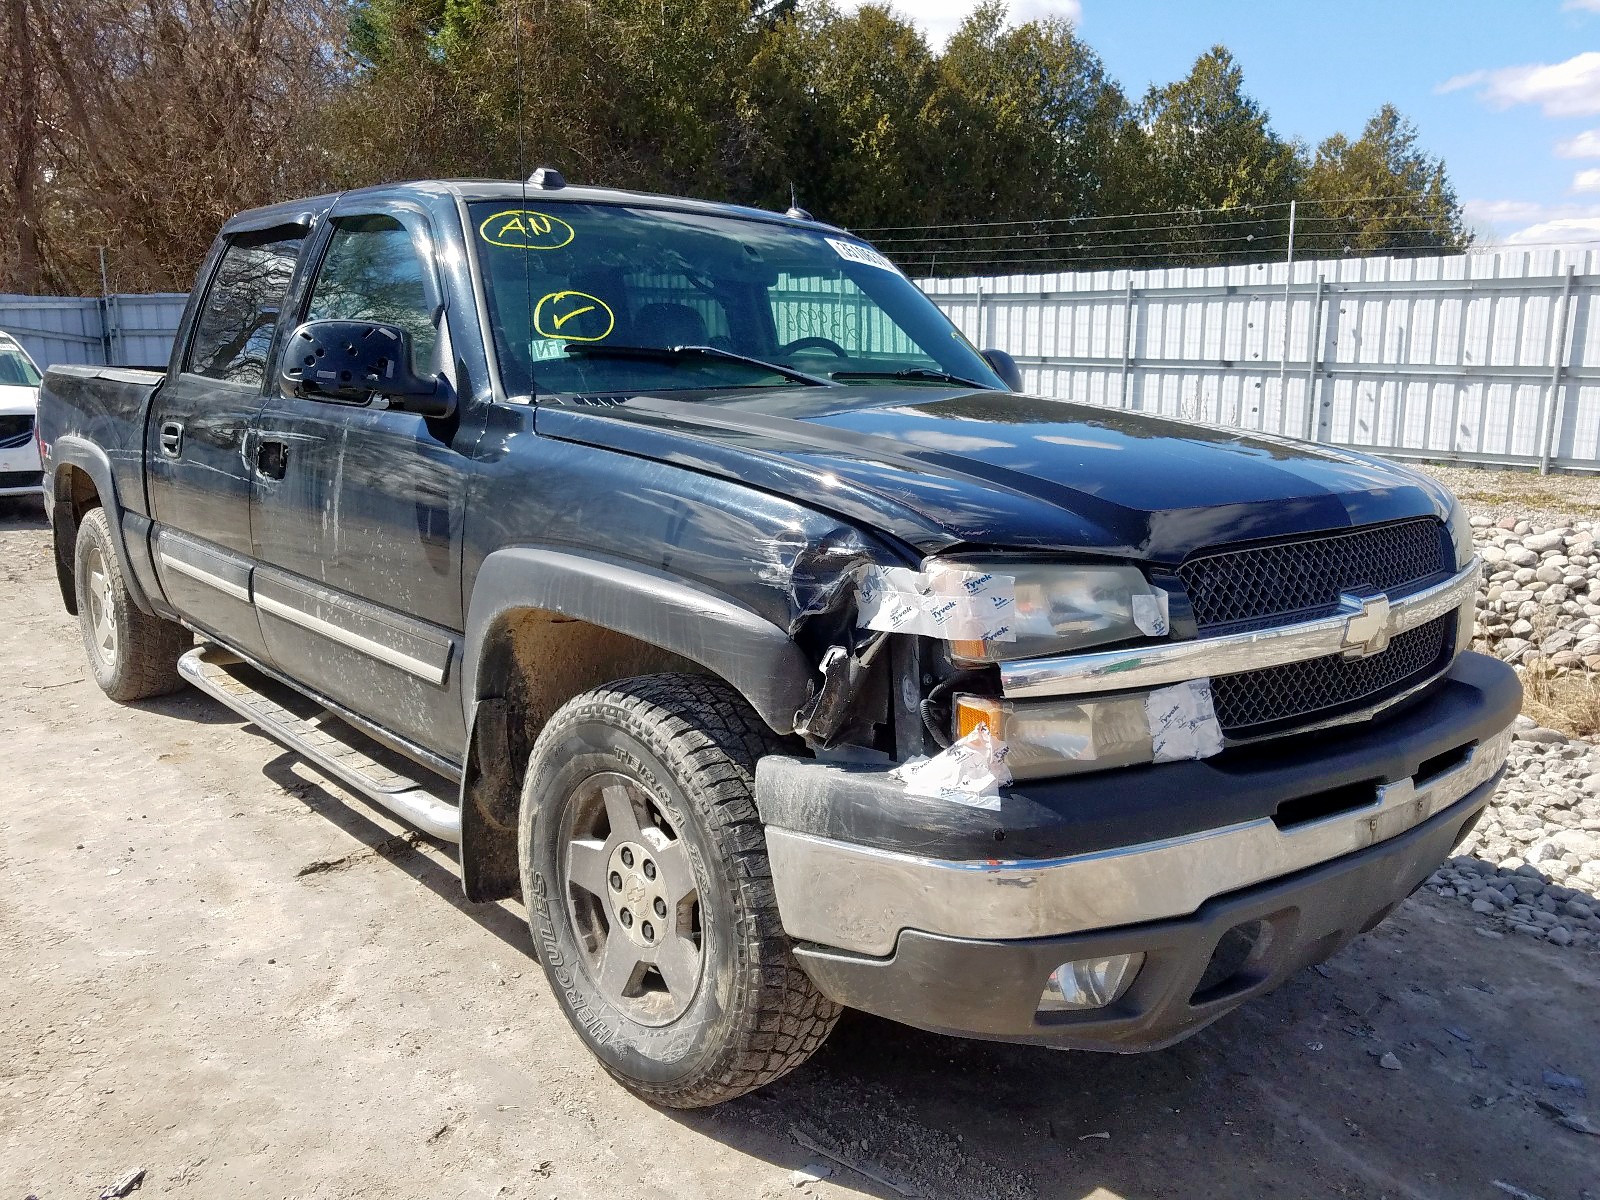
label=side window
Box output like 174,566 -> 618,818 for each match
188,229 -> 305,386
306,216 -> 438,373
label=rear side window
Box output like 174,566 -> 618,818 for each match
187,229 -> 305,386
305,215 -> 438,373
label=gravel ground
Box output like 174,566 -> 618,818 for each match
1403,466 -> 1600,952
1420,464 -> 1600,528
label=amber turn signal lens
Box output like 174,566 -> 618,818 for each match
948,638 -> 990,663
953,695 -> 1009,741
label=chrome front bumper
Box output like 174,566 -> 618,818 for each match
768,723 -> 1511,957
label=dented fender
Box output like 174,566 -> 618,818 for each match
462,545 -> 815,733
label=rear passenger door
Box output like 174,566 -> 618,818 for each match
249,206 -> 470,758
147,224 -> 305,659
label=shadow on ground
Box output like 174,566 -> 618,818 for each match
0,494 -> 47,530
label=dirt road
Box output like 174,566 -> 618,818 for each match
2,498 -> 1596,1200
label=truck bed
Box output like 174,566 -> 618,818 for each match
38,364 -> 165,513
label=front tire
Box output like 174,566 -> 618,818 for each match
74,507 -> 190,701
519,674 -> 840,1108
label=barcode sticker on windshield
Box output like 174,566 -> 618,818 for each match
826,237 -> 900,274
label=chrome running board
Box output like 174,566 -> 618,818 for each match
178,644 -> 462,842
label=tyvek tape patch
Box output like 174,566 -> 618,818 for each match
890,724 -> 1013,811
1132,590 -> 1170,637
1144,679 -> 1223,763
857,564 -> 1019,642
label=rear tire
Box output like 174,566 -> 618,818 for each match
519,673 -> 840,1108
74,507 -> 190,701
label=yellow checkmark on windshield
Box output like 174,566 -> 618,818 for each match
533,290 -> 615,342
552,304 -> 595,329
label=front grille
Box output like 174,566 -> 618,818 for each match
1178,518 -> 1451,633
0,470 -> 42,490
0,414 -> 33,448
1211,614 -> 1453,736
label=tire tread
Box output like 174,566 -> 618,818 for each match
528,672 -> 840,1108
75,507 -> 189,702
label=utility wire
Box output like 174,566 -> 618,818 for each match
889,235 -> 1600,272
854,194 -> 1466,234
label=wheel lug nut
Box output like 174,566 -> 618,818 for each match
619,908 -> 633,927
653,897 -> 666,918
620,847 -> 634,867
643,860 -> 656,880
641,921 -> 655,942
609,871 -> 622,892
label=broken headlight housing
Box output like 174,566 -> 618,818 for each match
931,558 -> 1170,664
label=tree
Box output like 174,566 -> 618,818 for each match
0,0 -> 344,294
778,3 -> 940,228
890,3 -> 1136,273
1298,104 -> 1470,256
1133,46 -> 1301,263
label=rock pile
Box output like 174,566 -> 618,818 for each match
1469,516 -> 1600,671
1425,719 -> 1600,950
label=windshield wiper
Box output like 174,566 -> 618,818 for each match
563,344 -> 836,388
829,367 -> 989,388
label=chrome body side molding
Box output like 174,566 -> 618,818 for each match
253,567 -> 454,686
155,529 -> 253,602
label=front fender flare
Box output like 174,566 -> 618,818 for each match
462,546 -> 813,735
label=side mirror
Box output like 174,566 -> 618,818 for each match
279,320 -> 453,418
981,348 -> 1023,393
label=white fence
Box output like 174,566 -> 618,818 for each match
7,248 -> 1597,472
922,247 -> 1598,472
0,293 -> 186,371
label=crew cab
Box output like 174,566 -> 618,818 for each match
36,175 -> 1520,1107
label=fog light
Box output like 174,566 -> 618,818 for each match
1039,952 -> 1145,1012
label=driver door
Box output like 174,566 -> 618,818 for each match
249,203 -> 470,757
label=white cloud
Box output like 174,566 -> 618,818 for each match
1563,0 -> 1600,12
1557,128 -> 1600,157
1505,215 -> 1600,244
1464,198 -> 1600,246
1439,51 -> 1600,117
1575,168 -> 1600,193
831,0 -> 1082,48
1464,198 -> 1554,225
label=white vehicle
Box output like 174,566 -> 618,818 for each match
0,332 -> 44,499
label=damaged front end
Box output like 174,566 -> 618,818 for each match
789,554 -> 1225,806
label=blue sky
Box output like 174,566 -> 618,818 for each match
834,0 -> 1600,247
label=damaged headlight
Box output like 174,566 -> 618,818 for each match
856,558 -> 1170,663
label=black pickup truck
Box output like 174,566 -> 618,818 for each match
37,175 -> 1519,1108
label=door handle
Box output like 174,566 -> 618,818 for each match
158,420 -> 183,458
255,438 -> 289,480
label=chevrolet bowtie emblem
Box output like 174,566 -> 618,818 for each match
1339,591 -> 1392,658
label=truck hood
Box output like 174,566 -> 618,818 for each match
0,384 -> 38,417
534,386 -> 1454,562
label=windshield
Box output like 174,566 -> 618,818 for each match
0,340 -> 41,388
467,201 -> 1005,398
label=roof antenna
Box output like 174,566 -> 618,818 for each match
785,182 -> 812,222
